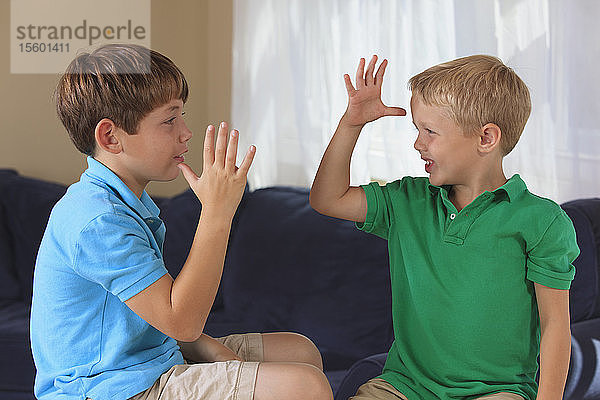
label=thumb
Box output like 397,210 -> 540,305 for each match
177,162 -> 199,185
384,106 -> 407,117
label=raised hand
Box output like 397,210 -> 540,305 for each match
178,122 -> 256,220
342,55 -> 406,127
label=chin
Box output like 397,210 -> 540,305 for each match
428,175 -> 443,186
155,168 -> 181,182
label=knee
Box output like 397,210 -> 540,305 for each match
255,362 -> 333,400
262,332 -> 325,369
287,333 -> 324,369
300,364 -> 333,400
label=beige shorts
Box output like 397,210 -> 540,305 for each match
351,378 -> 525,400
129,333 -> 263,400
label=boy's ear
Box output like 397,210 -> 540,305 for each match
94,118 -> 122,154
478,123 -> 502,154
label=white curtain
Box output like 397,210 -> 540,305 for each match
232,0 -> 600,203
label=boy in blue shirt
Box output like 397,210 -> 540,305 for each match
30,44 -> 333,400
310,55 -> 579,399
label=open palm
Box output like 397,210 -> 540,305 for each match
343,55 -> 406,127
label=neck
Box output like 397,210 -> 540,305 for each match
93,154 -> 146,199
449,169 -> 507,212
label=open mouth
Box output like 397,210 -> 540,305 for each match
174,151 -> 187,162
425,160 -> 433,173
422,157 -> 434,173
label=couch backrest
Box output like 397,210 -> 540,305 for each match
2,166 -> 598,328
0,170 -> 21,302
216,187 -> 395,363
562,199 -> 600,322
0,169 -> 67,304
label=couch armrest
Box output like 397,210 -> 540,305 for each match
334,352 -> 386,400
565,317 -> 600,400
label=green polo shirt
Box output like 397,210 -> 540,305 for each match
358,174 -> 579,400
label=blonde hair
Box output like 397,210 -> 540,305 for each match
408,55 -> 531,156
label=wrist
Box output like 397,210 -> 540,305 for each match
340,112 -> 367,131
198,208 -> 234,230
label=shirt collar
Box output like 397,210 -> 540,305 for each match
82,156 -> 161,221
494,174 -> 526,201
427,174 -> 526,202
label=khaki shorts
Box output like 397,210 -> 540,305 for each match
351,378 -> 524,400
129,333 -> 263,400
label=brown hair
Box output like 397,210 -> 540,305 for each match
55,44 -> 189,156
409,55 -> 531,156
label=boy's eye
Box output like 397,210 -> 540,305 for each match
164,111 -> 186,126
425,128 -> 435,135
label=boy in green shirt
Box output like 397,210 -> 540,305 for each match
310,55 -> 579,399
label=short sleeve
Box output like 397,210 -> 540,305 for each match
73,213 -> 168,301
356,181 -> 393,239
526,211 -> 580,290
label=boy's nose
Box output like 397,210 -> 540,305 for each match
180,123 -> 193,143
413,133 -> 425,152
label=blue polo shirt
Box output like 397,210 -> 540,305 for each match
31,157 -> 184,400
358,175 -> 579,399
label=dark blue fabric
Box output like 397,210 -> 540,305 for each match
563,199 -> 600,320
565,318 -> 600,399
0,170 -> 23,302
0,172 -> 66,305
326,370 -> 349,396
0,301 -> 35,393
335,352 -> 387,400
221,187 -> 394,369
0,391 -> 35,400
160,189 -> 201,279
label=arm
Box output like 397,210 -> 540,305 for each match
309,55 -> 405,222
535,283 -> 571,400
125,122 -> 256,342
178,334 -> 242,363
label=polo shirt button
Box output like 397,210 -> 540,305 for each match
450,213 -> 456,220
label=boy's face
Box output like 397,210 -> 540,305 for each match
410,96 -> 480,187
116,98 -> 192,190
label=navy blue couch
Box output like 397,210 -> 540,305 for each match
0,168 -> 598,399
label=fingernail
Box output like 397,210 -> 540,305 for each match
231,130 -> 237,138
221,122 -> 226,128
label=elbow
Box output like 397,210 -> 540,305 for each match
309,190 -> 326,215
169,315 -> 206,342
172,325 -> 203,343
176,330 -> 202,343
309,192 -> 319,212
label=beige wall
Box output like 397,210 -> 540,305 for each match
0,0 -> 232,197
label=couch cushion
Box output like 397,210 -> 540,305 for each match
334,352 -> 387,400
0,172 -> 66,305
565,317 -> 600,400
220,187 -> 393,368
0,170 -> 21,301
160,189 -> 201,279
562,199 -> 600,321
0,301 -> 35,393
161,187 -> 251,312
161,189 -> 229,311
